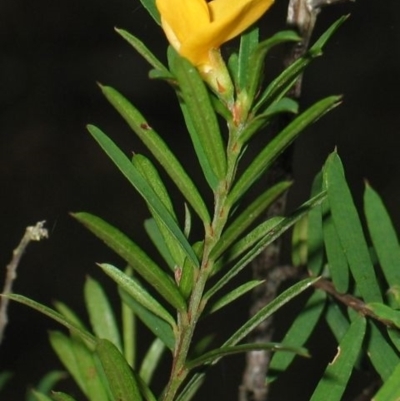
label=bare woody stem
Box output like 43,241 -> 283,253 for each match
0,221 -> 48,345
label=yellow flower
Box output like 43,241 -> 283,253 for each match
156,0 -> 274,70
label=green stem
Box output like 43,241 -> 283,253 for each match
161,116 -> 245,401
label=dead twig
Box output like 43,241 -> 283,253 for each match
0,221 -> 48,344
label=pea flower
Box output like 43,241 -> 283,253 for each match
156,0 -> 274,100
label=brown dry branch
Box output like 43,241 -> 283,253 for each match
0,221 -> 48,344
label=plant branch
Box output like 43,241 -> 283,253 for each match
0,221 -> 48,344
240,1 -> 354,400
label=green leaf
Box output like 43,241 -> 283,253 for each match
366,302 -> 400,329
307,172 -> 325,275
5,295 -> 95,346
139,338 -> 165,385
168,48 -> 227,187
207,192 -> 326,299
229,96 -> 341,205
175,374 -> 206,401
0,371 -> 12,391
49,332 -> 88,396
325,303 -> 350,343
31,391 -> 53,401
51,392 -> 78,401
269,290 -> 326,377
98,263 -> 177,329
323,207 -> 349,293
144,218 -> 175,270
310,316 -> 366,401
254,16 -> 348,112
246,30 -> 301,103
120,289 -> 175,351
241,98 -> 299,144
49,332 -> 109,401
324,152 -> 382,302
364,184 -> 400,307
53,301 -> 87,330
206,280 -> 264,315
121,272 -> 136,369
222,278 -> 319,350
186,342 -> 308,370
73,213 -> 186,311
367,322 -> 400,381
31,371 -> 67,399
217,217 -> 285,267
238,26 -> 259,91
84,276 -> 122,350
96,339 -> 143,401
100,85 -> 210,223
373,362 -> 400,401
136,0 -> 160,25
115,28 -> 169,75
133,154 -> 186,268
292,215 -> 308,267
211,180 -> 292,261
86,125 -> 199,267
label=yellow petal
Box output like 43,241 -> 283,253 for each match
157,0 -> 275,68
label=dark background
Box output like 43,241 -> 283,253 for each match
0,0 -> 399,399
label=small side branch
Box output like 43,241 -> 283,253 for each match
0,221 -> 48,344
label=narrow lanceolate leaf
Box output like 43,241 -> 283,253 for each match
51,392 -> 78,401
366,302 -> 400,329
86,125 -> 199,267
241,97 -> 299,143
115,28 -> 170,75
237,26 -> 259,90
98,263 -> 176,329
32,371 -> 67,398
223,278 -> 319,350
136,0 -> 160,25
367,322 -> 399,381
49,332 -> 108,401
134,154 -> 186,268
310,316 -> 366,401
139,338 -> 166,385
373,362 -> 400,401
186,342 -> 308,370
207,192 -> 326,299
96,339 -> 143,401
100,85 -> 210,223
53,301 -> 86,330
325,303 -> 350,343
5,295 -> 95,346
84,277 -> 122,351
31,391 -> 53,401
69,336 -> 109,401
145,218 -> 175,270
323,207 -> 349,293
120,289 -> 175,351
169,49 -> 227,186
254,16 -> 348,112
229,96 -> 341,205
307,173 -> 324,275
206,280 -> 264,315
245,30 -> 301,103
211,180 -> 292,260
72,213 -> 186,312
364,184 -> 400,307
49,332 -> 88,396
324,152 -> 382,302
269,290 -> 326,377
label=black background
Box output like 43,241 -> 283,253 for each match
0,0 -> 399,399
